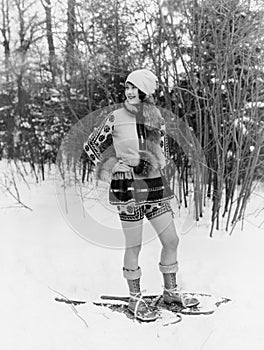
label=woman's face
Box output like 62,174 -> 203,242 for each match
125,82 -> 140,104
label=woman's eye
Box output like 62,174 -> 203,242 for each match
125,85 -> 136,90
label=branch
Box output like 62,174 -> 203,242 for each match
0,170 -> 32,211
48,286 -> 89,328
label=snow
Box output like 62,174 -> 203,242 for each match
1,163 -> 264,350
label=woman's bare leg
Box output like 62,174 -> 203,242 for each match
121,219 -> 143,295
121,219 -> 143,270
149,211 -> 179,266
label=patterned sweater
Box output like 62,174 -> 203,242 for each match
84,105 -> 170,180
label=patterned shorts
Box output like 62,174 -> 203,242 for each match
117,201 -> 174,222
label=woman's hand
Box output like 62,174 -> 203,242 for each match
100,169 -> 111,183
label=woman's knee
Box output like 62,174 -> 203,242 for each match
161,232 -> 179,250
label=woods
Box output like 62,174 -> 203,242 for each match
0,0 -> 264,234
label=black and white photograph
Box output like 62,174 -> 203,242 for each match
1,0 -> 264,349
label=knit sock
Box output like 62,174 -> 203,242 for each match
159,262 -> 178,290
162,273 -> 177,290
123,267 -> 142,295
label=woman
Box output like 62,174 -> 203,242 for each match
84,69 -> 198,322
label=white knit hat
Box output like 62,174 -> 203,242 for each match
125,69 -> 158,96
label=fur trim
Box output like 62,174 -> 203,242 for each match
97,148 -> 164,180
96,145 -> 117,182
146,139 -> 166,169
96,156 -> 118,182
133,150 -> 159,176
96,138 -> 166,181
124,100 -> 163,135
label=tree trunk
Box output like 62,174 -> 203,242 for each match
41,0 -> 57,83
65,0 -> 76,83
0,0 -> 11,83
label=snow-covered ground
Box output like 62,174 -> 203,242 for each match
1,163 -> 264,350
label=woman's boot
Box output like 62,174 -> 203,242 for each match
123,267 -> 159,322
159,262 -> 199,308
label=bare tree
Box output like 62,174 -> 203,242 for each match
14,0 -> 43,116
159,0 -> 264,234
65,0 -> 76,83
0,0 -> 11,84
10,0 -> 45,161
41,0 -> 57,83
